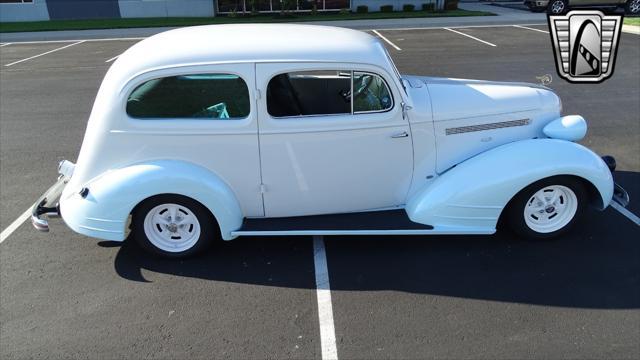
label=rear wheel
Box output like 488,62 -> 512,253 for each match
132,194 -> 217,258
506,176 -> 587,240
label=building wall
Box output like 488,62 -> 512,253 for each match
351,0 -> 434,11
0,0 -> 50,22
118,0 -> 215,18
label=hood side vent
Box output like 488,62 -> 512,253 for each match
446,118 -> 530,135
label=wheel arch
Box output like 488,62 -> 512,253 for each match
60,160 -> 244,241
405,139 -> 613,232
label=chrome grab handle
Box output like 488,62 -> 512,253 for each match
391,131 -> 409,138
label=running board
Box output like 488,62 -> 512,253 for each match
230,210 -> 494,236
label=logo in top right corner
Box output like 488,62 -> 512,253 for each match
548,10 -> 623,83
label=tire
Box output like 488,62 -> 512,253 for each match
506,176 -> 587,240
626,0 -> 640,14
132,194 -> 218,258
547,0 -> 568,14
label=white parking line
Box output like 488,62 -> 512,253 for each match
513,25 -> 549,34
444,28 -> 497,47
0,208 -> 31,244
1,37 -> 145,45
4,40 -> 85,67
105,55 -> 120,63
0,43 -> 12,47
371,30 -> 402,51
380,23 -> 547,31
313,235 -> 338,360
610,202 -> 640,226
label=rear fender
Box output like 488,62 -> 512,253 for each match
60,160 -> 243,241
405,139 -> 613,231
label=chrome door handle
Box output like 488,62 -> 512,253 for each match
391,131 -> 409,138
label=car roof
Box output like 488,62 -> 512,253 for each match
112,24 -> 390,84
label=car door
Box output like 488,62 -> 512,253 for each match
255,63 -> 414,217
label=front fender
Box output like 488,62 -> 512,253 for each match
60,160 -> 243,241
406,139 -> 613,231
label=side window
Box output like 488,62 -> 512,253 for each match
353,71 -> 393,113
266,70 -> 393,118
127,74 -> 250,119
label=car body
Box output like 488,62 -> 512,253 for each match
525,0 -> 639,14
32,24 -> 629,257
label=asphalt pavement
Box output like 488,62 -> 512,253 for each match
1,20 -> 639,360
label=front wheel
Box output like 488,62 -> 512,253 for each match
506,176 -> 587,240
626,0 -> 640,14
547,0 -> 568,14
132,194 -> 218,258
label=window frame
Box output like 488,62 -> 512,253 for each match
266,69 -> 395,120
124,71 -> 252,121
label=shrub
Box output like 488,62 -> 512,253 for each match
403,4 -> 415,11
380,5 -> 394,12
422,3 -> 435,11
339,7 -> 350,15
356,5 -> 369,13
445,0 -> 458,10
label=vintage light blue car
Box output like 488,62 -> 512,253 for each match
32,24 -> 629,258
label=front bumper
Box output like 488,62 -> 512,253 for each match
602,155 -> 629,208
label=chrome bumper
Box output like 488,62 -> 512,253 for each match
31,175 -> 68,232
31,160 -> 74,232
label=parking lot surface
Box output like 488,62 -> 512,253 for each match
1,24 -> 639,359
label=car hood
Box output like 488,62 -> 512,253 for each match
402,75 -> 559,121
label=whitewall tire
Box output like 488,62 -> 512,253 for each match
132,195 -> 217,257
506,176 -> 587,240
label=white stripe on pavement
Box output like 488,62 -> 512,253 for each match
0,37 -> 145,45
105,55 -> 120,63
372,29 -> 402,51
380,23 -> 547,31
4,40 -> 85,67
0,208 -> 31,244
622,25 -> 640,35
444,28 -> 497,47
0,43 -> 12,47
313,235 -> 338,360
610,201 -> 640,226
513,25 -> 549,34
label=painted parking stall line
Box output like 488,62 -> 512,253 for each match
513,25 -> 550,34
4,40 -> 86,67
443,28 -> 497,47
372,30 -> 402,51
105,55 -> 120,63
313,236 -> 338,360
610,202 -> 640,226
0,43 -> 11,47
0,208 -> 31,244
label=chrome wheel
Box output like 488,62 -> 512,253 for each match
629,0 -> 640,13
524,185 -> 578,234
143,203 -> 201,253
550,0 -> 565,14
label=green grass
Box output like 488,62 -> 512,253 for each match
0,10 -> 494,33
624,18 -> 640,26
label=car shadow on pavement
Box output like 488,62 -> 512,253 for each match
112,171 -> 639,309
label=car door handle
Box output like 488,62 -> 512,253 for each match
391,131 -> 409,138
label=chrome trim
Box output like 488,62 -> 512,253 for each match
445,118 -> 531,135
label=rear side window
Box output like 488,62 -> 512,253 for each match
127,74 -> 250,119
266,70 -> 393,118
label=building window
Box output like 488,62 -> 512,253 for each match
127,74 -> 250,120
217,0 -> 350,13
266,70 -> 393,118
